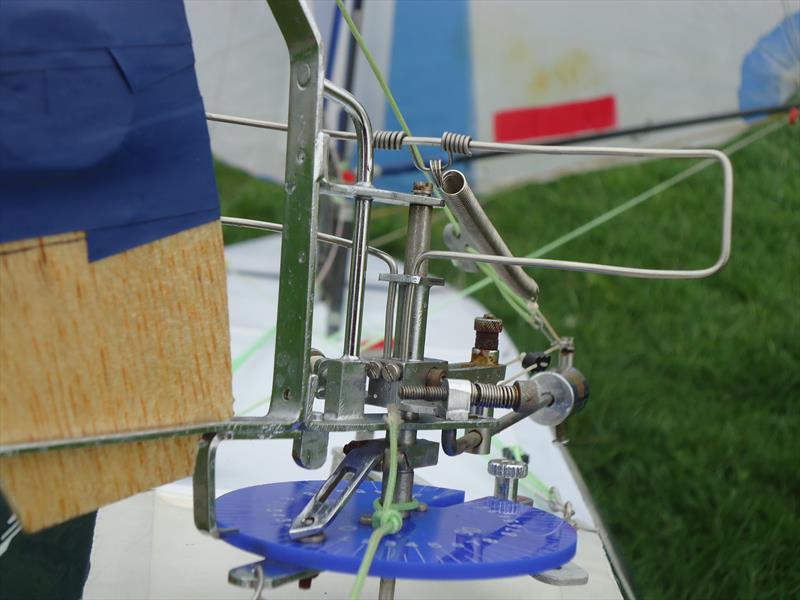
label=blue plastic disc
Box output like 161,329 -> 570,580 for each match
216,481 -> 577,579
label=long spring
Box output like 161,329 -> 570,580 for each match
472,383 -> 520,409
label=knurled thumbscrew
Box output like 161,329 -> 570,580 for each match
488,458 -> 528,501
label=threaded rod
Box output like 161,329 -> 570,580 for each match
398,385 -> 448,401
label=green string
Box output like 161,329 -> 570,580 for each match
334,0 -> 460,234
349,406 -> 417,599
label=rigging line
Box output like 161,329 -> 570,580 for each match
335,0 -> 547,343
378,102 -> 799,176
427,119 -> 787,316
334,0 -> 461,234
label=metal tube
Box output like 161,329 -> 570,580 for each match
382,281 -> 397,359
322,80 -> 374,358
494,477 -> 519,502
397,204 -> 433,360
441,429 -> 483,456
378,577 -> 396,600
440,169 -> 539,302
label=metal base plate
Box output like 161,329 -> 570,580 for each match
216,481 -> 576,580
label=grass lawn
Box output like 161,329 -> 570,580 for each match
215,119 -> 799,599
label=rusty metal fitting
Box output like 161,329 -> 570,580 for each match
473,314 -> 503,352
425,367 -> 447,386
412,181 -> 434,196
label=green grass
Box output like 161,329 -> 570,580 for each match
215,121 -> 800,599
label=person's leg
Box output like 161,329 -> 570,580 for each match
0,494 -> 97,600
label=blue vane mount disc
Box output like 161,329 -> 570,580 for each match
216,481 -> 577,579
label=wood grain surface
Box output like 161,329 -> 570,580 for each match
0,222 -> 232,530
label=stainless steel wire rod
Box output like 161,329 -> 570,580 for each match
322,80 -> 375,359
221,216 -> 397,353
206,112 -> 735,162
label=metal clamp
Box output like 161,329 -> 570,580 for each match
229,559 -> 318,593
320,180 -> 443,208
378,273 -> 445,287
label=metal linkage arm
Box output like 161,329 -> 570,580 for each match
322,80 -> 375,359
415,151 -> 733,282
289,440 -> 385,540
221,216 -> 399,360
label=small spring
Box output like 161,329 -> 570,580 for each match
398,385 -> 448,401
441,131 -> 473,157
373,130 -> 407,150
472,383 -> 519,409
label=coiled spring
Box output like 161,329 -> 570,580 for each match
441,131 -> 473,157
373,130 -> 407,150
370,129 -> 473,180
472,383 -> 520,409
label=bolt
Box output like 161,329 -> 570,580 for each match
381,363 -> 402,382
366,361 -> 382,379
417,502 -> 428,512
488,459 -> 528,501
359,514 -> 372,525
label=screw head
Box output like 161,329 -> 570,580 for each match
381,363 -> 402,382
296,62 -> 312,87
366,361 -> 382,379
487,458 -> 528,480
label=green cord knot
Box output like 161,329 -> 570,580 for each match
370,498 -> 420,534
370,500 -> 403,534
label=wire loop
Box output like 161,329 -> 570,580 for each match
429,158 -> 446,187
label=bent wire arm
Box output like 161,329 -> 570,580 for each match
220,216 -> 398,355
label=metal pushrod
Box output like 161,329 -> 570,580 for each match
412,149 -> 732,280
322,80 -> 375,359
206,111 -> 738,163
221,217 -> 397,358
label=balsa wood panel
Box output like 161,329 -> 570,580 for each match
0,222 -> 232,531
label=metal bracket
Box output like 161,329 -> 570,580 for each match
288,439 -> 385,540
379,273 -> 445,287
266,0 -> 324,428
229,559 -> 318,591
193,433 -> 237,538
320,180 -> 443,207
532,561 -> 589,586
